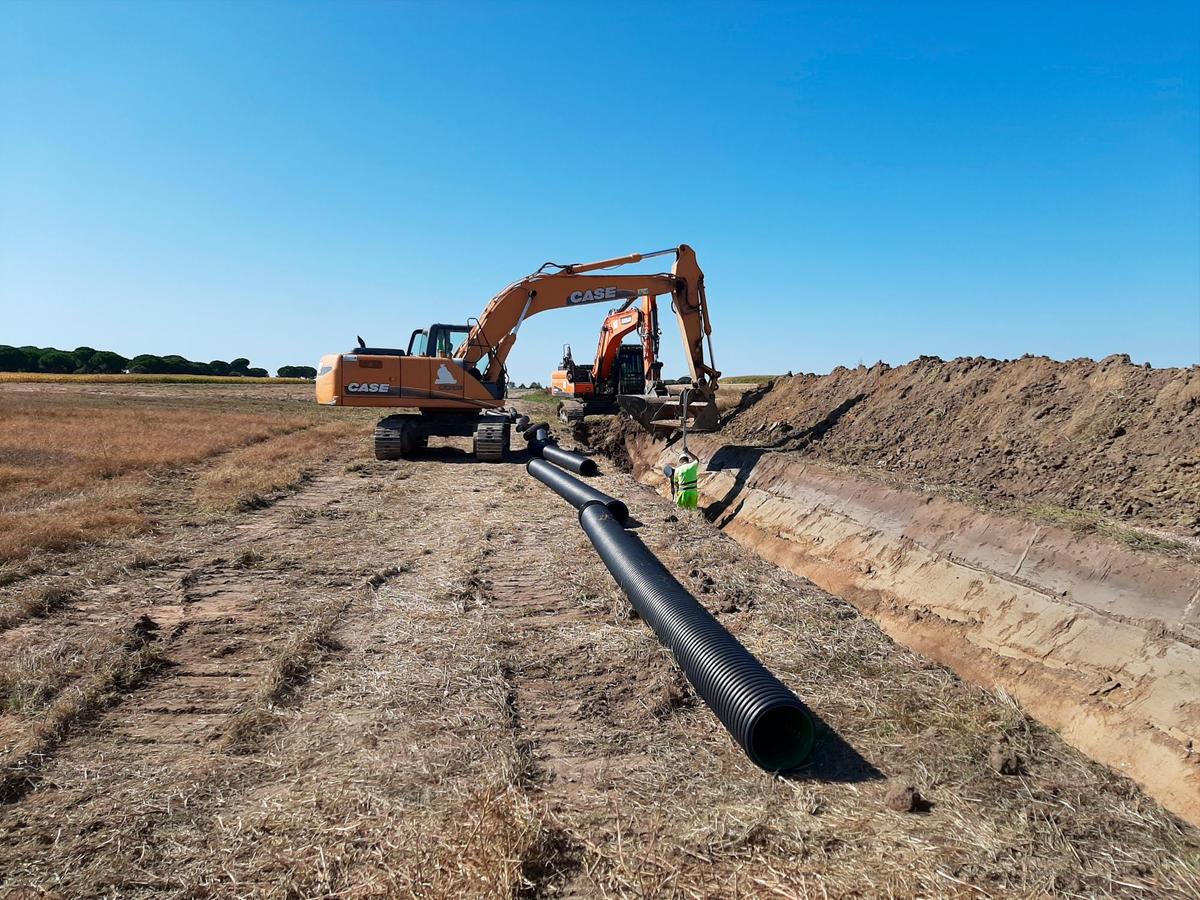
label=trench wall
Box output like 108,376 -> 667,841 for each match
626,433 -> 1200,826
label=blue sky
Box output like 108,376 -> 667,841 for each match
2,1 -> 1197,382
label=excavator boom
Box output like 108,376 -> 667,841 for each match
459,244 -> 719,401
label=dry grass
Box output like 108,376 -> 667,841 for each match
1,409 -> 1197,896
0,390 -> 326,561
1027,502 -> 1195,558
0,583 -> 78,633
0,373 -> 308,384
222,591 -> 354,752
0,621 -> 163,801
174,557 -> 550,897
195,420 -> 362,511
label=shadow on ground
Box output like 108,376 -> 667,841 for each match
786,706 -> 884,784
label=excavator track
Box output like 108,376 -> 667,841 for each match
557,399 -> 587,424
374,416 -> 426,460
473,420 -> 510,462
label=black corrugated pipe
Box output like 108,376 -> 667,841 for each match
526,459 -> 628,522
522,422 -> 549,441
578,503 -> 816,771
515,415 -> 530,431
541,442 -> 598,476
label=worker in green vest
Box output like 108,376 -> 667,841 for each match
663,451 -> 700,510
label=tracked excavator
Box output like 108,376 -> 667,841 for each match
551,301 -> 656,422
315,245 -> 720,461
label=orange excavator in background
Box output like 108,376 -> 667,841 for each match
551,298 -> 660,423
315,245 -> 720,461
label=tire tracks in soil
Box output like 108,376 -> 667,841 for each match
0,466 -> 379,871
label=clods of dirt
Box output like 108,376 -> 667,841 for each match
884,783 -> 929,813
989,742 -> 1024,776
128,614 -> 160,645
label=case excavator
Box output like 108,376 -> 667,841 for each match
551,301 -> 655,423
315,245 -> 720,461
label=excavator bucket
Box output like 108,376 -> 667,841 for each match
617,393 -> 720,434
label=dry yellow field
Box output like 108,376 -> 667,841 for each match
0,384 -> 365,565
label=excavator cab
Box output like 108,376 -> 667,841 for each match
612,345 -> 646,395
404,324 -> 468,358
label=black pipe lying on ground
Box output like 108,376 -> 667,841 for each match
518,419 -> 597,474
515,415 -> 530,431
526,459 -> 628,523
540,442 -> 598,475
578,503 -> 816,772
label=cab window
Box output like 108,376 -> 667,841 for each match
407,329 -> 428,356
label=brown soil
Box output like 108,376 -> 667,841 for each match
1,385 -> 1198,897
722,354 -> 1200,535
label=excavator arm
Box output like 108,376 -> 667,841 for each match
456,245 -> 720,399
591,305 -> 646,382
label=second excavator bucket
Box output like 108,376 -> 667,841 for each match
617,392 -> 720,435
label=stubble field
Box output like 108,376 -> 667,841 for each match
0,381 -> 1196,898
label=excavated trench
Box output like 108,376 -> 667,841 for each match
588,424 -> 1200,827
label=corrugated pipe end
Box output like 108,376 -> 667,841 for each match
746,702 -> 816,772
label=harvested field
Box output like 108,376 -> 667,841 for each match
0,382 -> 1197,897
0,384 -> 366,572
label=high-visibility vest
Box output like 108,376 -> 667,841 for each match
674,460 -> 699,509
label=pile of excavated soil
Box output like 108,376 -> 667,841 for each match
723,354 -> 1199,535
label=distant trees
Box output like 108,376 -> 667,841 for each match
277,365 -> 317,379
0,346 -> 32,371
89,351 -> 129,374
38,350 -> 77,373
0,345 -> 292,378
526,381 -> 544,391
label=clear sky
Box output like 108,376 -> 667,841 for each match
2,1 -> 1198,382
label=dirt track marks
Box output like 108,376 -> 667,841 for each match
0,469 -> 370,881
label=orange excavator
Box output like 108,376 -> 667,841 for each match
315,245 -> 720,461
551,299 -> 660,422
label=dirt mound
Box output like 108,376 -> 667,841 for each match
572,416 -> 640,472
723,354 -> 1200,535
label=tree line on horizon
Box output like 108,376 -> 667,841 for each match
0,345 -> 317,379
